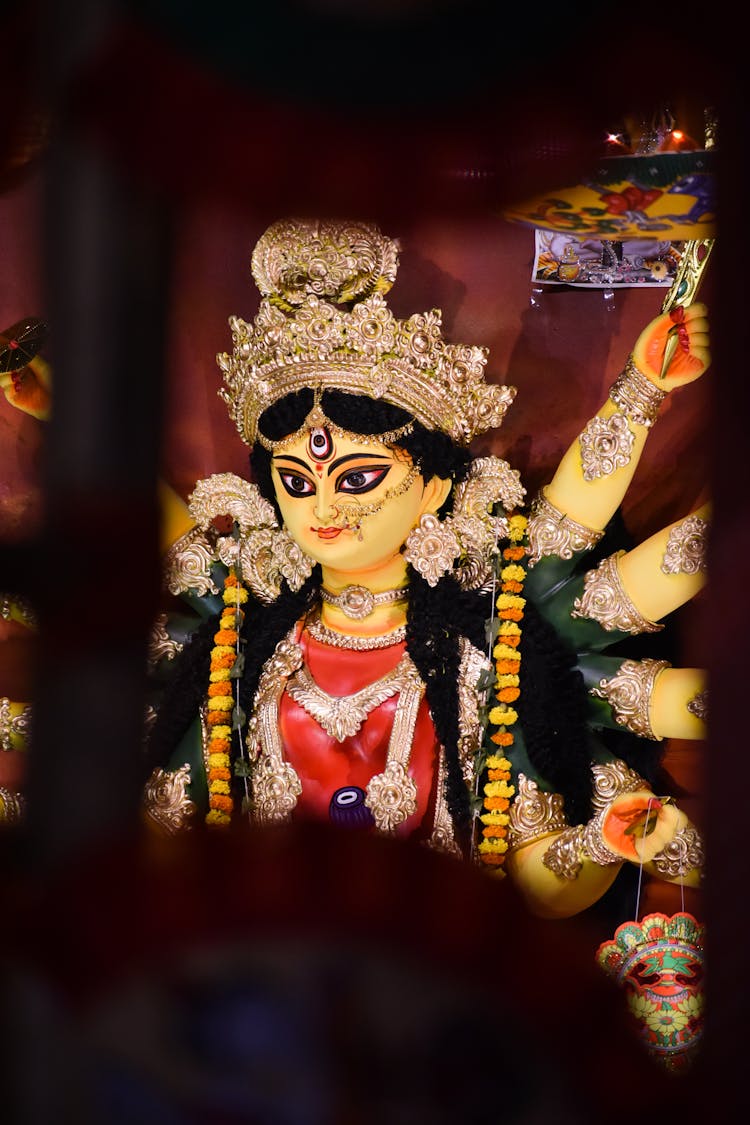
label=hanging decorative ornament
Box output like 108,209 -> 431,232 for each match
596,911 -> 705,1074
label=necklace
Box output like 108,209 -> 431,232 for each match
244,629 -> 462,852
287,653 -> 415,740
306,612 -> 406,650
320,584 -> 407,620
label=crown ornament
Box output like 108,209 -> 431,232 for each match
217,219 -> 516,448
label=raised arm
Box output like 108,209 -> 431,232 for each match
544,303 -> 710,533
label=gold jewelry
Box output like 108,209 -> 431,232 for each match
164,525 -> 219,598
148,614 -> 184,669
541,759 -> 650,879
403,513 -> 461,586
404,456 -> 524,590
687,689 -> 708,722
305,612 -> 406,650
661,514 -> 709,575
0,786 -> 25,824
142,764 -> 197,835
217,219 -> 516,448
590,658 -> 671,740
609,356 -> 668,428
651,825 -> 704,879
1,697 -> 32,752
247,629 -> 424,834
334,463 -> 421,536
526,489 -> 603,567
507,774 -> 568,848
320,584 -> 407,620
257,400 -> 415,453
287,653 -> 415,741
571,551 -> 664,634
184,472 -> 315,603
579,412 -> 636,480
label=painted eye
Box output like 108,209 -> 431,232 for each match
337,465 -> 391,494
307,427 -> 333,461
277,472 -> 315,497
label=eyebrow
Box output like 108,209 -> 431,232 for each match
273,452 -> 390,475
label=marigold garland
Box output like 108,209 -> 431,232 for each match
204,569 -> 248,827
478,512 -> 528,874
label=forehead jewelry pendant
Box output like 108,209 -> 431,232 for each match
320,584 -> 407,620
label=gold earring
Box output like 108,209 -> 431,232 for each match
403,513 -> 460,586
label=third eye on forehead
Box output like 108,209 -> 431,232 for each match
308,427 -> 333,461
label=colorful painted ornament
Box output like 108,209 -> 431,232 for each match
596,912 -> 705,1073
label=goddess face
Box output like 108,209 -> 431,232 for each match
271,425 -> 450,580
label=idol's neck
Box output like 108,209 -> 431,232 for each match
318,556 -> 409,637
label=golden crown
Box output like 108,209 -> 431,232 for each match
217,219 -> 516,447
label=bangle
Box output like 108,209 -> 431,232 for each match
650,825 -> 705,880
526,490 -> 604,567
590,658 -> 671,740
572,551 -> 664,635
609,356 -> 668,428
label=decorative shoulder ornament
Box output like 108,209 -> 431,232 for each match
164,472 -> 314,604
217,219 -> 516,448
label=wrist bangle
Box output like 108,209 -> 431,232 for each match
572,551 -> 664,635
526,490 -> 604,566
590,657 -> 671,740
609,356 -> 668,428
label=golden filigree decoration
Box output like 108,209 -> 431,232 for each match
0,697 -> 32,752
218,219 -> 517,448
571,551 -> 664,634
365,760 -> 418,833
252,757 -> 303,823
251,218 -> 400,307
590,758 -> 649,809
542,825 -> 586,880
143,764 -> 197,834
507,774 -> 568,847
661,515 -> 709,575
305,611 -> 406,650
163,525 -> 218,597
426,749 -> 462,858
148,614 -> 184,668
0,786 -> 25,824
651,825 -> 705,879
579,412 -> 636,480
187,472 -> 314,602
687,689 -> 708,722
541,757 -> 650,879
457,638 -> 492,781
403,513 -> 460,586
404,456 -> 523,590
590,658 -> 671,740
609,358 -> 668,428
248,628 -> 426,835
286,653 -> 416,741
526,489 -> 603,567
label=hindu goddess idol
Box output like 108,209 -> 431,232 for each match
141,218 -> 709,922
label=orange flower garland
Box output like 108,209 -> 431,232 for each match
205,569 -> 248,827
478,513 -> 528,874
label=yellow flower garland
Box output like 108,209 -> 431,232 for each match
478,513 -> 528,874
205,569 -> 248,827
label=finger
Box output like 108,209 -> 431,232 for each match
685,317 -> 709,336
682,301 -> 708,322
685,331 -> 710,350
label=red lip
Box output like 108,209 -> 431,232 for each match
314,526 -> 343,540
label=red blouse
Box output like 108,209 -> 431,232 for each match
277,627 -> 441,838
